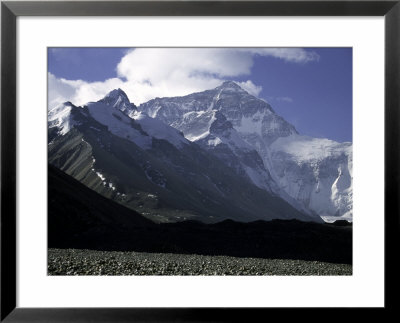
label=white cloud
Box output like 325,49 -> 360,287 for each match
117,48 -> 254,81
246,48 -> 320,63
48,73 -> 125,109
48,48 -> 318,109
48,73 -> 82,108
237,80 -> 263,96
115,48 -> 255,103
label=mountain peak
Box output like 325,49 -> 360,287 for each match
62,101 -> 75,107
99,88 -> 136,114
49,101 -> 75,111
220,81 -> 242,90
103,88 -> 130,101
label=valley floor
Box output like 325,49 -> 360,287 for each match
48,248 -> 352,276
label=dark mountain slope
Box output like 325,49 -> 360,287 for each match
48,164 -> 155,247
49,165 -> 352,264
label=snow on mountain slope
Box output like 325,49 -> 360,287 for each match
48,102 -> 78,135
132,112 -> 189,149
270,135 -> 352,222
158,99 -> 276,191
99,88 -> 137,115
139,81 -> 297,147
139,81 -> 353,221
270,135 -> 352,162
173,110 -> 217,142
90,89 -> 189,149
86,101 -> 152,149
195,111 -> 276,191
49,89 -> 191,150
139,91 -> 275,191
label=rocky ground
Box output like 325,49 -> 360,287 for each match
48,248 -> 352,276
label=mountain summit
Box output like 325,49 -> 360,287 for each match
139,81 -> 352,222
99,88 -> 136,115
218,80 -> 245,91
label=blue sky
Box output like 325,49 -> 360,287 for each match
48,47 -> 352,142
49,48 -> 130,82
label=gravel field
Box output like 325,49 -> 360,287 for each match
48,248 -> 352,276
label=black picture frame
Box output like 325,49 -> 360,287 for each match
1,0 -> 399,321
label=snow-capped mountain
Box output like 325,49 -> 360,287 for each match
48,88 -> 318,224
48,101 -> 78,135
139,81 -> 353,222
99,88 -> 136,115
